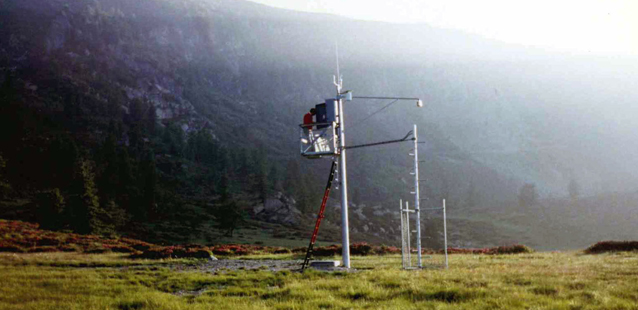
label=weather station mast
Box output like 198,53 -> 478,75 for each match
299,56 -> 423,270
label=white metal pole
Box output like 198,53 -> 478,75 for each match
336,78 -> 350,269
414,124 -> 422,268
406,201 -> 410,266
443,199 -> 448,269
400,199 -> 404,269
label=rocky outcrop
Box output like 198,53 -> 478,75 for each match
252,192 -> 301,226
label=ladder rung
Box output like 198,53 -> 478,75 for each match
302,160 -> 339,271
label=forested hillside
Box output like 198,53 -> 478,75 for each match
1,0 -> 637,248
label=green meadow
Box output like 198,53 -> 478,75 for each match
1,251 -> 637,309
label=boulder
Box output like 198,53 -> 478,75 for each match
253,192 -> 302,226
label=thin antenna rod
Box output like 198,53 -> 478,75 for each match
335,42 -> 340,84
333,42 -> 342,94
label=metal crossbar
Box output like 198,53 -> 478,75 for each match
345,131 -> 414,150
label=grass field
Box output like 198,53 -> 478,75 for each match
1,251 -> 638,309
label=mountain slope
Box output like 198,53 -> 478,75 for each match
1,0 -> 637,248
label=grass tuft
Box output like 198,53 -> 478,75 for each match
345,289 -> 372,301
531,285 -> 559,296
403,288 -> 483,303
118,301 -> 145,310
261,288 -> 292,300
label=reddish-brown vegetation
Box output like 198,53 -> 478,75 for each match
443,244 -> 533,255
0,220 -> 283,258
307,243 -> 533,257
1,220 -> 534,259
0,220 -> 153,254
585,241 -> 638,254
0,220 -> 301,259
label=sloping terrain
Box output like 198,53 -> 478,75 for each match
1,0 -> 637,249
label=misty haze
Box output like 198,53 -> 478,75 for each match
1,0 -> 637,309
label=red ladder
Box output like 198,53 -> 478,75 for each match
301,160 -> 338,271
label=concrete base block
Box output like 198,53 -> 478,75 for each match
309,260 -> 341,268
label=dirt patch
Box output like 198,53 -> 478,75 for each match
177,259 -> 357,273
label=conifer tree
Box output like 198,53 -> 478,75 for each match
251,150 -> 269,203
212,170 -> 245,237
50,135 -> 79,188
0,154 -> 11,199
184,131 -> 198,162
283,159 -> 300,198
67,159 -> 111,235
269,164 -> 282,193
139,149 -> 157,221
283,159 -> 313,211
162,123 -> 184,156
96,134 -> 119,203
81,160 -> 103,234
213,200 -> 244,237
219,172 -> 231,203
127,98 -> 147,159
146,104 -> 157,136
117,148 -> 136,217
235,149 -> 250,190
35,188 -> 65,230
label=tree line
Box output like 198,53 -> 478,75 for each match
0,72 -> 316,243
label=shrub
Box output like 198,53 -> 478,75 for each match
85,247 -> 111,254
29,246 -> 59,253
292,247 -> 306,254
585,241 -> 638,254
233,248 -> 250,256
106,245 -> 137,253
118,238 -> 153,251
210,244 -> 257,256
36,237 -> 61,246
493,244 -> 534,254
189,249 -> 213,259
60,245 -> 80,252
169,247 -> 186,258
376,245 -> 401,255
350,242 -> 373,256
212,248 -> 233,256
170,246 -> 213,259
442,245 -> 533,255
130,247 -> 171,259
273,247 -> 291,254
313,244 -> 341,256
0,242 -> 25,253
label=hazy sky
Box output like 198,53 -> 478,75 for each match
247,0 -> 637,56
